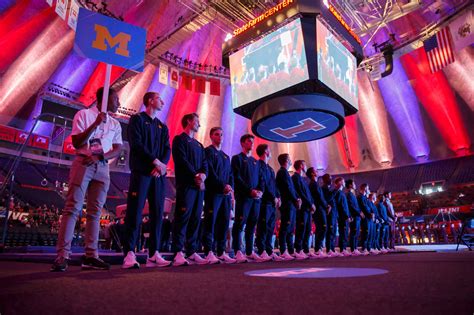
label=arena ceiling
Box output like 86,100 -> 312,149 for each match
0,0 -> 472,175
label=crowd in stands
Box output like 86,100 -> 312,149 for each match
1,194 -> 470,250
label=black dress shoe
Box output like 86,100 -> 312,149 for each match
81,256 -> 111,270
50,256 -> 69,272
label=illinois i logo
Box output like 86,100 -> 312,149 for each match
251,94 -> 346,143
270,118 -> 326,139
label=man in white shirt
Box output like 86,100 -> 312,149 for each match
51,87 -> 123,272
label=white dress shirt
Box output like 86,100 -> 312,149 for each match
71,106 -> 122,156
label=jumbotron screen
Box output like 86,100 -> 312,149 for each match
316,19 -> 358,109
229,18 -> 309,109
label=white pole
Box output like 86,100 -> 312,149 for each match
101,63 -> 112,113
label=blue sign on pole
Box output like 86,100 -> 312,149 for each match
74,8 -> 146,72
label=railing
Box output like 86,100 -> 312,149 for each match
1,113 -> 73,248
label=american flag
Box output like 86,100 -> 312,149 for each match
423,26 -> 455,73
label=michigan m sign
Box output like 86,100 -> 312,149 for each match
74,8 -> 146,72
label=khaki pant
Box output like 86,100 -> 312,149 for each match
56,156 -> 110,259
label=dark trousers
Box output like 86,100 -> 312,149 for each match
295,210 -> 311,253
171,186 -> 204,256
349,217 -> 360,251
338,219 -> 349,251
325,212 -> 338,252
256,202 -> 276,255
372,222 -> 381,249
313,209 -> 327,251
232,197 -> 261,255
202,193 -> 231,256
361,218 -> 373,251
389,221 -> 395,248
279,203 -> 296,254
380,224 -> 389,248
124,172 -> 165,256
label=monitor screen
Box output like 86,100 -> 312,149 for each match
229,18 -> 309,109
316,19 -> 358,109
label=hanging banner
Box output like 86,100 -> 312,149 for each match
195,76 -> 206,93
209,78 -> 221,96
181,72 -> 193,91
68,0 -> 80,30
170,68 -> 179,89
159,63 -> 168,85
449,9 -> 473,52
47,0 -> 54,6
55,0 -> 69,20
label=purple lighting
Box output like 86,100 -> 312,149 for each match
0,0 -> 15,14
27,51 -> 97,133
378,58 -> 430,160
48,51 -> 98,95
147,67 -> 177,122
306,138 -> 329,171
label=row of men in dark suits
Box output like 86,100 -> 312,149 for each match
50,89 -> 394,272
120,92 -> 396,268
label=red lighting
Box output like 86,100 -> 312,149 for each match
401,48 -> 471,153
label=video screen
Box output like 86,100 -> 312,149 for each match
316,19 -> 358,109
229,18 -> 309,109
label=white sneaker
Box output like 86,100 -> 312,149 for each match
217,253 -> 237,264
173,252 -> 190,266
205,251 -> 220,265
370,249 -> 379,255
259,252 -> 273,262
294,250 -> 308,260
188,253 -> 208,265
146,252 -> 171,268
327,250 -> 338,258
270,252 -> 285,261
361,249 -> 370,256
280,250 -> 295,261
381,248 -> 389,254
342,249 -> 352,257
235,250 -> 248,263
307,251 -> 319,259
122,251 -> 140,269
352,249 -> 362,256
247,252 -> 266,263
314,249 -> 328,258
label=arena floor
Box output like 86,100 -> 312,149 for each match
0,251 -> 473,314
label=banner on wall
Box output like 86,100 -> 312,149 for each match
32,135 -> 50,150
0,125 -> 16,142
68,0 -> 80,30
195,76 -> 206,93
170,68 -> 179,89
159,63 -> 168,85
15,132 -> 33,146
63,136 -> 75,155
181,72 -> 193,91
209,78 -> 220,96
55,0 -> 69,20
47,0 -> 54,6
426,205 -> 472,215
449,9 -> 473,52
